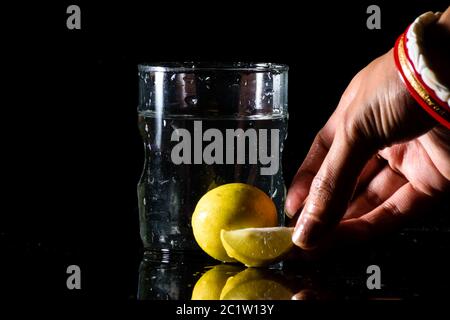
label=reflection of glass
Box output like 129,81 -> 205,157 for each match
137,63 -> 289,253
138,256 -> 336,300
137,252 -> 205,300
138,253 -> 415,300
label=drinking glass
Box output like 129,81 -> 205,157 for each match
137,62 -> 288,256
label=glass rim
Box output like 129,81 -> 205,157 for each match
138,62 -> 289,73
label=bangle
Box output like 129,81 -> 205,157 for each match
393,12 -> 450,129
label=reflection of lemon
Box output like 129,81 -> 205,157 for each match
220,268 -> 293,300
191,265 -> 243,300
221,227 -> 294,267
192,183 -> 277,262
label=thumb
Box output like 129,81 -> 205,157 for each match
292,127 -> 376,249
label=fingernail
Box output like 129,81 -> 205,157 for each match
292,214 -> 324,250
284,198 -> 294,218
284,208 -> 294,218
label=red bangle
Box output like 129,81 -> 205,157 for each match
394,29 -> 450,129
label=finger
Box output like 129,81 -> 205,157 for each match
379,143 -> 449,195
352,154 -> 387,197
335,183 -> 432,242
292,128 -> 376,250
285,83 -> 360,219
343,165 -> 408,219
284,128 -> 333,218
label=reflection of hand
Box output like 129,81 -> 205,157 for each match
291,289 -> 319,300
285,34 -> 450,249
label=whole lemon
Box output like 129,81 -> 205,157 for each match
192,183 -> 278,262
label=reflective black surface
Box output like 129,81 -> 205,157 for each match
1,207 -> 449,300
137,221 -> 450,300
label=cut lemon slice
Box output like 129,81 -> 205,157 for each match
220,227 -> 294,267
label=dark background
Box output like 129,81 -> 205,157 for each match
1,0 -> 449,301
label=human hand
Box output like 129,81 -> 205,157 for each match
285,49 -> 450,250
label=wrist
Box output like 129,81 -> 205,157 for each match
393,12 -> 450,129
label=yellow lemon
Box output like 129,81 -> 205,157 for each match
220,268 -> 293,300
221,227 -> 294,267
192,183 -> 278,262
191,264 -> 243,300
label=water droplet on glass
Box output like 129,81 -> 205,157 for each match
271,189 -> 278,198
142,73 -> 150,84
185,95 -> 198,106
243,80 -> 248,86
159,179 -> 170,185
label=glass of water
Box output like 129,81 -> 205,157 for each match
137,62 -> 288,256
